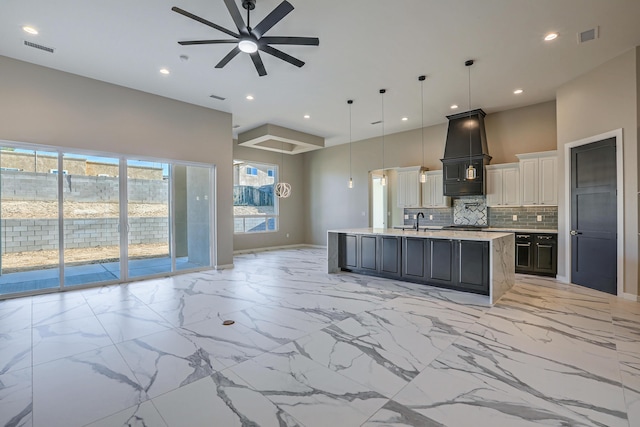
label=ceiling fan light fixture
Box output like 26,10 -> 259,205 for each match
238,39 -> 258,53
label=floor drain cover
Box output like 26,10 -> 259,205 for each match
222,320 -> 235,326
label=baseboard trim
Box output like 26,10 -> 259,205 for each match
215,263 -> 234,270
555,275 -> 569,284
233,244 -> 321,255
622,292 -> 640,302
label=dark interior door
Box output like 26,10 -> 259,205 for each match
571,138 -> 617,294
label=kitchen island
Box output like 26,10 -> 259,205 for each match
328,228 -> 515,304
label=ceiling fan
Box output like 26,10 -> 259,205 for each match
172,0 -> 319,76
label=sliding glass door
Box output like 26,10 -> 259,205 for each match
0,148 -> 61,294
62,153 -> 122,287
0,142 -> 214,298
127,160 -> 172,278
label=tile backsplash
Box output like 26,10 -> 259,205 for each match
453,196 -> 488,226
404,198 -> 558,229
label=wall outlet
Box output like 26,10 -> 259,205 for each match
361,211 -> 365,216
512,215 -> 518,221
429,214 -> 433,220
286,233 -> 289,238
413,214 -> 417,219
404,214 -> 409,220
537,215 -> 543,222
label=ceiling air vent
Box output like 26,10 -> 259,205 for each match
578,27 -> 599,44
24,40 -> 55,53
371,120 -> 382,125
209,94 -> 226,101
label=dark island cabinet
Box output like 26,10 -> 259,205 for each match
427,239 -> 456,286
402,237 -> 428,280
458,240 -> 489,292
338,234 -> 401,278
339,233 -> 490,295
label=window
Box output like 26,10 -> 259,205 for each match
233,160 -> 278,233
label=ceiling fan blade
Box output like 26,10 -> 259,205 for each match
179,39 -> 239,45
250,52 -> 267,76
259,36 -> 319,46
215,47 -> 241,68
259,44 -> 304,68
252,0 -> 294,38
172,7 -> 239,38
222,0 -> 248,34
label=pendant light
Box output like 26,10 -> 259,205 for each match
347,99 -> 354,189
275,141 -> 291,198
465,59 -> 477,180
379,89 -> 387,186
419,75 -> 427,183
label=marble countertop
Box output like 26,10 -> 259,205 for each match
328,228 -> 513,242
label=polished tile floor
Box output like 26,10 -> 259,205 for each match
1,247 -> 638,427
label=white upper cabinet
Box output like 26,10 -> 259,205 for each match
421,170 -> 450,208
516,151 -> 557,206
396,166 -> 422,208
486,163 -> 520,207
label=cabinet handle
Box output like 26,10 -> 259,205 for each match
538,235 -> 553,240
516,235 -> 530,239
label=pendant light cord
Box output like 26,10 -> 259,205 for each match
421,78 -> 425,168
380,89 -> 386,172
349,100 -> 352,181
468,64 -> 472,168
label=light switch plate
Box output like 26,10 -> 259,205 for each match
537,215 -> 543,222
429,214 -> 433,220
404,214 -> 409,219
512,215 -> 518,221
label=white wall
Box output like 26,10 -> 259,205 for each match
0,56 -> 234,266
556,47 -> 639,297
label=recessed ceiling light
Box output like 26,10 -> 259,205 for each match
544,32 -> 558,41
22,26 -> 38,35
246,95 -> 254,100
513,89 -> 524,95
304,114 -> 310,119
401,117 -> 408,121
450,104 -> 458,109
159,68 -> 170,75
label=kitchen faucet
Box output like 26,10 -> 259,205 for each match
415,212 -> 424,230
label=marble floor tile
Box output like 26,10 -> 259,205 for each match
117,327 -> 226,398
0,247 -> 639,427
0,325 -> 32,374
0,367 -> 32,427
32,315 -> 112,365
178,317 -> 281,368
152,371 -> 303,427
32,345 -> 146,427
83,400 -> 168,427
31,297 -> 95,327
229,343 -> 388,427
96,305 -> 172,343
0,303 -> 32,334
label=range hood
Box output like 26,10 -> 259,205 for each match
441,108 -> 492,196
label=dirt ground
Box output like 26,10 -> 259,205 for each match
1,201 -> 170,272
1,200 -> 167,219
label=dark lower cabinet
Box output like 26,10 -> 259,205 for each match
428,239 -> 456,286
458,240 -> 489,293
360,235 -> 378,272
402,237 -> 427,280
339,234 -> 490,295
338,234 -> 401,278
515,233 -> 557,276
380,236 -> 402,278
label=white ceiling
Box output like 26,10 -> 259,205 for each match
2,0 -> 640,148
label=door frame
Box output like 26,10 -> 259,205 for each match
563,128 -> 624,296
